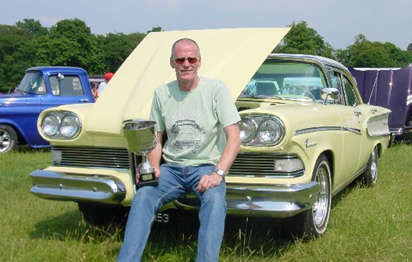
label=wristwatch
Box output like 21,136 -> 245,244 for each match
213,168 -> 226,177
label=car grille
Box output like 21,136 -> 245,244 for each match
51,146 -> 131,169
229,152 -> 302,177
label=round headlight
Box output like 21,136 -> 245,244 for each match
60,114 -> 80,138
239,118 -> 256,143
257,117 -> 284,145
41,114 -> 60,137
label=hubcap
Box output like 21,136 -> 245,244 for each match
0,130 -> 11,153
313,162 -> 330,228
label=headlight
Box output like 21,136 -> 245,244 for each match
41,115 -> 59,137
257,118 -> 284,144
40,111 -> 81,139
60,115 -> 80,137
239,115 -> 284,146
239,118 -> 256,143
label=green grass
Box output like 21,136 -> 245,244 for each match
1,145 -> 411,261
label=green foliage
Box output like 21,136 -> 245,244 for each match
34,19 -> 104,74
275,21 -> 334,58
0,24 -> 37,92
336,34 -> 412,67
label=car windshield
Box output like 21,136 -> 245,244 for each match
239,60 -> 328,102
15,71 -> 46,95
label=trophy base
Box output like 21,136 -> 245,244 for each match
138,171 -> 158,187
138,180 -> 159,187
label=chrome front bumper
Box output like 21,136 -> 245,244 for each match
30,169 -> 127,204
174,181 -> 320,218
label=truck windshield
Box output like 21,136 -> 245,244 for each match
15,71 -> 46,94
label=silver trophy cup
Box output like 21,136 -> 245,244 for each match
123,119 -> 158,187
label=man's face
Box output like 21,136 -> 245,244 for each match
170,40 -> 201,83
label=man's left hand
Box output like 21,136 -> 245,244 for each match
197,172 -> 223,192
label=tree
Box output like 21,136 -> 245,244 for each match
96,31 -> 146,73
275,21 -> 334,58
0,24 -> 36,92
336,34 -> 412,67
34,19 -> 104,74
16,19 -> 48,39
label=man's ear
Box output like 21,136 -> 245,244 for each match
170,59 -> 175,69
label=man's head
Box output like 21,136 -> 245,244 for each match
104,72 -> 114,82
170,38 -> 202,86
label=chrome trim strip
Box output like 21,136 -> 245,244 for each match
30,170 -> 126,204
173,181 -> 319,218
295,126 -> 361,136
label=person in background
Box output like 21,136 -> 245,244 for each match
116,38 -> 241,262
96,72 -> 114,98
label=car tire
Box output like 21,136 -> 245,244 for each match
78,202 -> 129,227
0,124 -> 18,154
288,154 -> 332,240
360,146 -> 378,187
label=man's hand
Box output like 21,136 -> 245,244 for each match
135,163 -> 160,183
197,172 -> 223,192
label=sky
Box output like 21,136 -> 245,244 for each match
1,0 -> 411,50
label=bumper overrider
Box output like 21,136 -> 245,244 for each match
30,169 -> 319,218
30,170 -> 127,204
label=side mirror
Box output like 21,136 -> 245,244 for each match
57,73 -> 65,81
321,87 -> 340,104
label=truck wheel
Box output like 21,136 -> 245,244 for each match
0,124 -> 18,154
360,146 -> 378,187
287,155 -> 332,240
78,202 -> 129,227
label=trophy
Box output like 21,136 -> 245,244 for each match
123,119 -> 158,187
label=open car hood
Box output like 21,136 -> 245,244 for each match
87,27 -> 290,134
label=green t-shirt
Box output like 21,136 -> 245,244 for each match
150,77 -> 240,166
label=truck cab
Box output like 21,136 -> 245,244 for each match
0,66 -> 95,153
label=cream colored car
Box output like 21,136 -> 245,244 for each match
30,28 -> 392,239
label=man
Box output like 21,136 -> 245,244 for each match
117,38 -> 241,262
96,72 -> 114,98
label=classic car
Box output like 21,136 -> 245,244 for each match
29,28 -> 392,239
0,66 -> 95,153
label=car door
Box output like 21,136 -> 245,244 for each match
328,70 -> 363,187
41,74 -> 92,110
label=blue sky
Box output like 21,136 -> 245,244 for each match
1,0 -> 411,50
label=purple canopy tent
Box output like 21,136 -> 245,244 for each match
349,65 -> 412,140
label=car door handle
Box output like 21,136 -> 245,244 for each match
370,108 -> 378,114
79,99 -> 89,103
353,111 -> 362,116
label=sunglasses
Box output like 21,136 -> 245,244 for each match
175,57 -> 198,65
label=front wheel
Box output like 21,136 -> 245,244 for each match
0,124 -> 18,154
288,155 -> 332,239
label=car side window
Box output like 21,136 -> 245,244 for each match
328,70 -> 345,105
342,75 -> 359,107
59,76 -> 85,96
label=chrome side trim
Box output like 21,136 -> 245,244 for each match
295,126 -> 361,136
30,170 -> 126,204
173,181 -> 319,218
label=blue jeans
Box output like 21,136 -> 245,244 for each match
117,163 -> 227,262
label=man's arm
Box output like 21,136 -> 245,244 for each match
197,123 -> 241,192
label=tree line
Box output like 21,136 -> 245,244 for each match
1,19 -> 411,93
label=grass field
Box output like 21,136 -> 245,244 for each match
1,144 -> 411,262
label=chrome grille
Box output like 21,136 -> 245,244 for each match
52,146 -> 131,169
229,152 -> 302,177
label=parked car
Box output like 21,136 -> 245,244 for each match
29,28 -> 392,239
349,66 -> 412,141
0,66 -> 95,153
